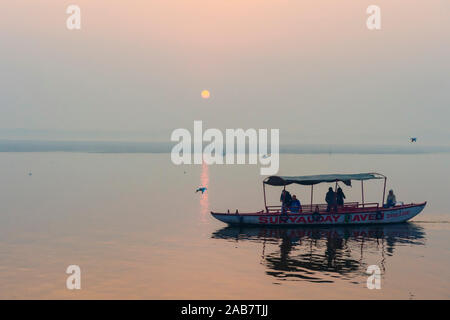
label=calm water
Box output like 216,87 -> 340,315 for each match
0,152 -> 449,299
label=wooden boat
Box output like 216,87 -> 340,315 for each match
211,173 -> 426,226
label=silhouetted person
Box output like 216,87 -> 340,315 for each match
290,195 -> 301,213
280,190 -> 292,213
386,189 -> 396,208
325,187 -> 337,212
336,187 -> 346,207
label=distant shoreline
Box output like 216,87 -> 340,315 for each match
1,140 -> 449,155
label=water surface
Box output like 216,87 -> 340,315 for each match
0,152 -> 448,299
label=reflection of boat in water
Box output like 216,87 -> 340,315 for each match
211,173 -> 426,226
212,223 -> 426,283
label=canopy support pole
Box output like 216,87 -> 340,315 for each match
310,185 -> 314,212
382,177 -> 387,207
282,184 -> 286,214
335,181 -> 338,208
361,180 -> 365,208
263,182 -> 267,212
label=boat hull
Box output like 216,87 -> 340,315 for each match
211,203 -> 426,226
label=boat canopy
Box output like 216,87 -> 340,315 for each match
264,173 -> 385,187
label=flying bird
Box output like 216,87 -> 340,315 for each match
195,187 -> 207,194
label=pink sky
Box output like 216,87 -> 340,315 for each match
1,1 -> 449,144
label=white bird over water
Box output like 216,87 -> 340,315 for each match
195,187 -> 207,194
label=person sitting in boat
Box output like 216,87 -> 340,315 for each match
386,189 -> 397,207
336,187 -> 346,207
290,195 -> 302,213
280,190 -> 292,213
325,187 -> 337,212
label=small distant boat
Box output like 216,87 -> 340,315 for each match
211,173 -> 426,226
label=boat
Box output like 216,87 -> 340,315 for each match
211,173 -> 426,226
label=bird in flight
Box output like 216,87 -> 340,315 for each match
410,137 -> 417,143
195,187 -> 207,194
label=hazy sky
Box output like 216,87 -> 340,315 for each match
1,1 -> 449,144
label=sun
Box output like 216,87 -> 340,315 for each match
201,90 -> 211,99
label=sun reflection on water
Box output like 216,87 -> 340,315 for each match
200,162 -> 209,222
